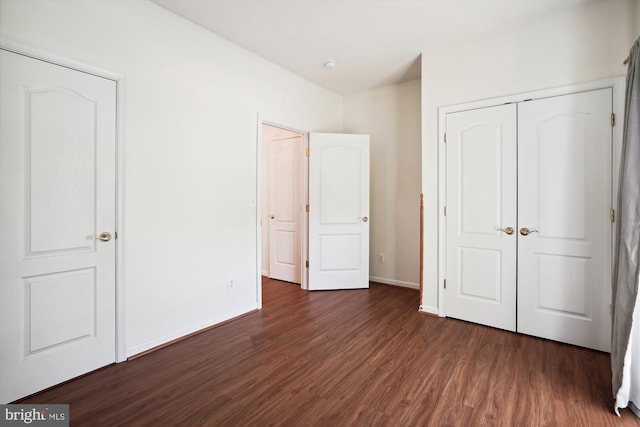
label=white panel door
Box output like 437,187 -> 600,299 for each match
517,90 -> 612,352
308,133 -> 369,290
268,136 -> 302,283
0,50 -> 117,402
445,104 -> 517,331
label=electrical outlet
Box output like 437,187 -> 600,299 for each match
378,253 -> 385,263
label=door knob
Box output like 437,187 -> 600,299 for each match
362,216 -> 369,223
90,232 -> 112,242
497,226 -> 514,235
269,214 -> 275,219
519,227 -> 538,236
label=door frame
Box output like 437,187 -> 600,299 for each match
256,115 -> 309,308
435,76 -> 625,317
0,37 -> 127,362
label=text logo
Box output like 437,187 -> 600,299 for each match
0,405 -> 68,427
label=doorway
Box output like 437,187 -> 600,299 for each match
261,124 -> 306,286
257,124 -> 371,298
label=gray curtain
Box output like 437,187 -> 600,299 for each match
613,36 -> 640,417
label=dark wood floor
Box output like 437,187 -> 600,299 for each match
18,278 -> 640,426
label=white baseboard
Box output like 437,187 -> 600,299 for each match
418,305 -> 440,316
370,276 -> 419,290
126,303 -> 257,358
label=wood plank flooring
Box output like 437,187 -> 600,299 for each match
18,278 -> 640,426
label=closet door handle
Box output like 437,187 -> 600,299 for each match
520,227 -> 538,236
90,231 -> 112,242
497,226 -> 514,235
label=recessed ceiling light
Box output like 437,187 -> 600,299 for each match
323,59 -> 338,69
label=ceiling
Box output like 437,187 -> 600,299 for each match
152,0 -> 592,95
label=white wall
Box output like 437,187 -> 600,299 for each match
0,0 -> 343,356
344,79 -> 422,289
420,0 -> 638,312
636,0 -> 640,35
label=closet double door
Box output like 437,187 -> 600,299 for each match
445,89 -> 612,352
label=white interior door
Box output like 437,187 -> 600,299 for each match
445,104 -> 517,331
268,135 -> 302,283
517,89 -> 612,352
308,133 -> 369,290
0,50 -> 117,403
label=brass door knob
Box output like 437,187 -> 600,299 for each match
520,227 -> 538,236
91,232 -> 112,242
362,216 -> 369,223
497,226 -> 514,235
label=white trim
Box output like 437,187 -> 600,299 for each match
301,132 -> 309,291
0,37 -> 123,82
611,78 -> 626,272
438,77 -> 625,115
255,117 -> 264,309
418,305 -> 439,316
126,304 -> 255,357
370,276 -> 419,290
437,76 -> 626,319
255,115 -> 310,307
115,76 -> 127,363
0,37 -> 128,363
437,103 -> 447,317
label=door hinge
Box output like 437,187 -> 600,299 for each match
444,279 -> 447,289
611,113 -> 615,127
305,260 -> 309,268
444,206 -> 447,216
305,148 -> 310,157
444,133 -> 447,143
305,204 -> 309,213
610,208 -> 615,223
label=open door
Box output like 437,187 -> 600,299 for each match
308,133 -> 370,290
